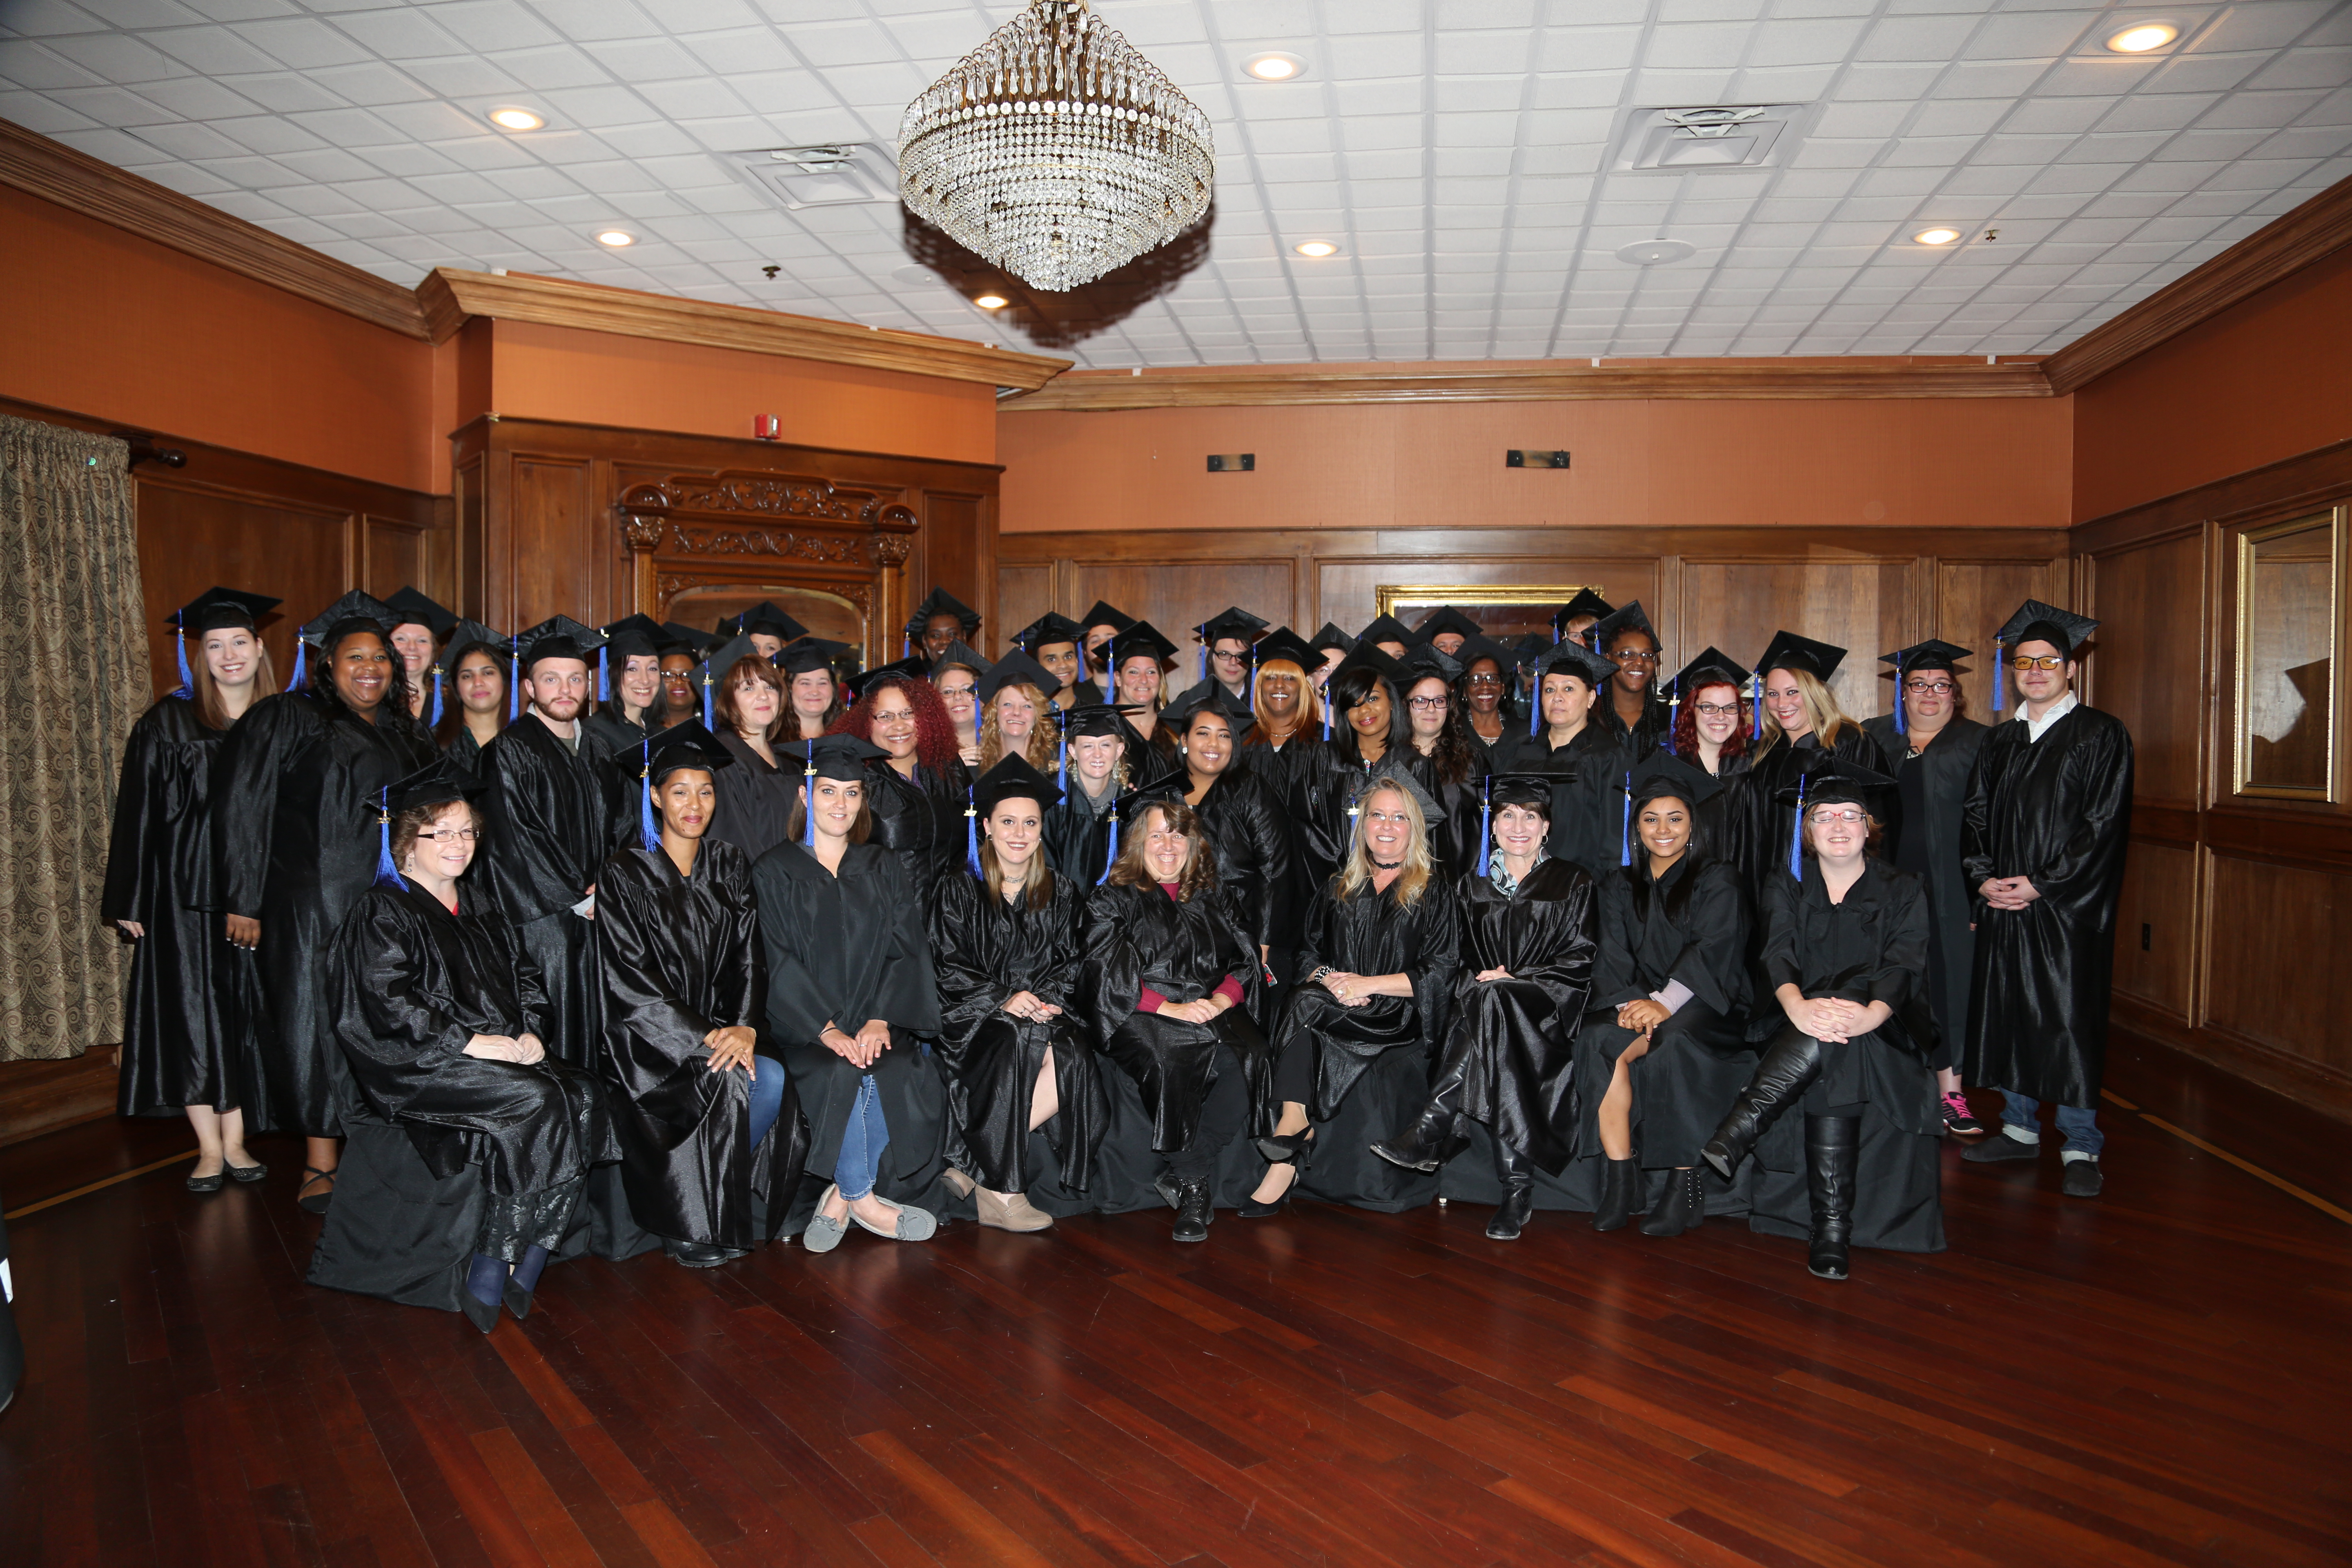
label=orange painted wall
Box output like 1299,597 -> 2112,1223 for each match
485,320 -> 998,467
998,388 -> 2072,533
2073,244 -> 2352,523
0,185 -> 437,493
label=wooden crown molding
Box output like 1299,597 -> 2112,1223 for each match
0,116 -> 431,340
999,356 -> 2054,410
2044,173 -> 2352,397
417,268 -> 1071,391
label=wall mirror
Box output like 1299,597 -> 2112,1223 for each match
2234,508 -> 2343,800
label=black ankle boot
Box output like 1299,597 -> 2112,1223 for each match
1488,1147 -> 1535,1240
1702,1029 -> 1824,1179
1805,1114 -> 1858,1280
1172,1179 -> 1213,1243
1371,1101 -> 1471,1173
1592,1157 -> 1639,1231
1640,1166 -> 1706,1238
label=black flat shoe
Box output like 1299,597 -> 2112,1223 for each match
185,1165 -> 225,1194
296,1165 -> 337,1215
503,1277 -> 535,1319
1962,1134 -> 2041,1164
459,1291 -> 501,1334
669,1240 -> 731,1269
1487,1184 -> 1533,1241
225,1159 -> 268,1183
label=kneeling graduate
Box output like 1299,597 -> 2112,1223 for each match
315,756 -> 619,1332
599,721 -> 806,1268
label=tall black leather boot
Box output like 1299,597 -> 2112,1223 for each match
1640,1166 -> 1706,1238
1701,1030 -> 1823,1180
1591,1157 -> 1639,1231
1372,1047 -> 1472,1172
1805,1114 -> 1858,1281
1488,1145 -> 1535,1240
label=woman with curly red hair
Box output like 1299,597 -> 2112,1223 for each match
827,672 -> 969,901
1666,647 -> 1755,873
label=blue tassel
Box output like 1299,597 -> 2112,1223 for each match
1992,639 -> 2005,714
1620,771 -> 1633,866
509,648 -> 520,721
1530,680 -> 1540,736
800,764 -> 817,846
373,787 -> 404,889
597,645 -> 609,703
965,791 -> 982,877
1197,623 -> 1206,683
1788,777 -> 1806,882
902,630 -> 910,659
702,668 -> 713,730
1893,654 -> 1906,737
1321,687 -> 1331,742
174,625 -> 192,698
430,666 -> 444,728
291,638 -> 306,690
638,739 -> 660,854
1056,714 -> 1067,777
1476,777 -> 1491,873
1096,812 -> 1118,886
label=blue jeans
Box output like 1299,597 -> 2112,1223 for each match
2001,1091 -> 2103,1156
833,1074 -> 890,1200
748,1055 -> 787,1149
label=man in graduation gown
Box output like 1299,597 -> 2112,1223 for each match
480,617 -> 623,1069
908,587 -> 983,662
1196,606 -> 1268,707
1013,611 -> 1089,713
1960,601 -> 2134,1197
722,601 -> 807,661
1417,606 -> 1481,659
1077,599 -> 1135,701
1863,639 -> 1992,1137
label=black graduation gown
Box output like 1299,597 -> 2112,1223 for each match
1278,875 -> 1459,1210
1864,714 -> 1989,1065
1599,690 -> 1674,757
1402,746 -> 1491,882
1960,705 -> 2134,1106
214,693 -> 437,1136
1679,744 -> 1754,875
443,725 -> 488,773
1188,769 -> 1295,960
864,756 -> 969,905
1042,779 -> 1120,886
480,716 -> 623,1067
708,730 -> 799,864
324,885 -> 617,1242
1082,881 -> 1271,1154
750,840 -> 950,1212
1574,855 -> 1755,1178
1490,723 -> 1629,878
1117,712 -> 1178,786
928,870 -> 1107,1201
103,696 -> 267,1121
1441,857 -> 1596,1173
1748,859 -> 1944,1254
1240,728 -> 1323,801
597,840 -> 805,1249
1738,727 -> 1897,894
1285,740 -> 1381,895
582,704 -> 656,759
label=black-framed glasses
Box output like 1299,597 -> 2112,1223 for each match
414,828 -> 479,843
1904,679 -> 1957,694
1407,695 -> 1448,710
1691,701 -> 1740,717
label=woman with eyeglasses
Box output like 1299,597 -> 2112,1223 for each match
931,651 -> 986,769
1458,648 -> 1515,763
1592,604 -> 1673,754
831,673 -> 969,903
1699,759 -> 1943,1281
1399,657 -> 1489,881
1862,640 -> 1991,1138
1662,646 -> 1758,874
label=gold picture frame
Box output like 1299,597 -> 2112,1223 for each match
2231,506 -> 2344,802
1375,584 -> 1606,643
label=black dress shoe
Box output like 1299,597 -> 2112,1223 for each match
503,1277 -> 535,1319
1591,1157 -> 1639,1232
1171,1180 -> 1212,1243
1640,1167 -> 1706,1238
185,1164 -> 225,1194
296,1165 -> 337,1215
459,1291 -> 502,1334
1152,1171 -> 1184,1211
670,1240 -> 731,1269
1962,1133 -> 2041,1164
1370,1102 -> 1470,1173
1805,1114 -> 1857,1281
2060,1158 -> 2103,1198
224,1159 -> 268,1183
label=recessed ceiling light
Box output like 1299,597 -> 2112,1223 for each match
2105,21 -> 2179,53
1244,52 -> 1306,82
1293,240 -> 1339,258
487,107 -> 543,131
1914,227 -> 1962,245
1614,238 -> 1695,266
973,293 -> 1009,310
595,229 -> 635,247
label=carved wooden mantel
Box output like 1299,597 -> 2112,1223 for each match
617,470 -> 920,663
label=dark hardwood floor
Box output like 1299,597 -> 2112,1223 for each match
3,1040 -> 2346,1567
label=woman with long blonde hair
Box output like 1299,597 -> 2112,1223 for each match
1740,631 -> 1895,908
1256,766 -> 1460,1215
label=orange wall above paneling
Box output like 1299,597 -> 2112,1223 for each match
2073,244 -> 2352,525
484,320 -> 999,468
998,392 -> 2072,534
0,185 -> 437,493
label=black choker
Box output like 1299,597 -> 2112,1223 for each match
1370,857 -> 1405,870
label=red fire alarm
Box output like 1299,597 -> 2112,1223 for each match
753,414 -> 781,440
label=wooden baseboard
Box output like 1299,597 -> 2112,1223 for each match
0,1050 -> 120,1148
2109,997 -> 2352,1126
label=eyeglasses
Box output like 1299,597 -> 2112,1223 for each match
1407,695 -> 1449,710
936,683 -> 976,698
1464,673 -> 1504,688
414,828 -> 479,843
1904,679 -> 1957,694
1210,649 -> 1245,664
1611,649 -> 1657,665
2009,655 -> 2065,672
1808,809 -> 1866,825
1692,702 -> 1740,717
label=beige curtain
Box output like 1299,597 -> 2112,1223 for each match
0,416 -> 149,1060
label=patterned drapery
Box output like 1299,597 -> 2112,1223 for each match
0,416 -> 148,1060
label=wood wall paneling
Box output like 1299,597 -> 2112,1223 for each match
1680,558 -> 1910,720
509,455 -> 597,633
2202,851 -> 2351,1077
996,563 -> 1054,653
2111,840 -> 2198,1022
1935,557 -> 2071,722
1059,558 -> 1299,682
920,491 -> 994,652
2080,526 -> 2207,808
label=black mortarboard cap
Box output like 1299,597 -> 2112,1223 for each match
929,639 -> 991,677
775,636 -> 854,677
661,622 -> 724,659
1622,750 -> 1724,809
1333,642 -> 1408,684
1452,633 -> 1517,674
1489,753 -> 1575,811
702,633 -> 763,675
1196,606 -> 1269,646
725,601 -> 808,641
1356,613 -> 1421,650
1996,599 -> 2096,657
1113,767 -> 1191,826
1109,620 -> 1178,668
639,719 -> 735,780
972,754 -> 1064,816
1360,758 -> 1441,827
1881,638 -> 1972,675
300,590 -> 398,648
1754,629 -> 1846,683
169,586 -> 279,635
515,615 -> 606,673
1775,754 -> 1896,811
1592,600 -> 1657,648
1552,588 -> 1615,632
906,587 -> 981,639
1401,643 -> 1463,684
779,733 -> 889,782
600,613 -> 667,661
1669,645 -> 1749,693
1013,611 -> 1085,652
1057,702 -> 1128,739
1533,640 -> 1618,688
384,586 -> 459,640
1160,678 -> 1254,734
380,755 -> 485,816
845,655 -> 930,699
979,649 -> 1063,704
1308,622 -> 1357,656
1416,606 -> 1483,641
1077,599 -> 1136,634
1249,628 -> 1321,673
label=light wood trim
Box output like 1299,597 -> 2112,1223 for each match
2045,174 -> 2352,396
0,115 -> 431,340
419,268 -> 1071,390
1000,356 -> 2054,410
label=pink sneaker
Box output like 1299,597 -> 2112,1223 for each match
1941,1093 -> 1987,1137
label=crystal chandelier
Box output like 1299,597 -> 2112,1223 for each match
899,0 -> 1214,292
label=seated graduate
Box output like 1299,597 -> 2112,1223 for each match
433,621 -> 512,772
752,734 -> 948,1252
1371,762 -> 1596,1240
1701,757 -> 1944,1280
1573,754 -> 1755,1238
1165,681 -> 1295,1022
833,667 -> 970,903
1082,788 -> 1270,1243
597,721 -> 803,1269
1042,703 -> 1129,884
977,649 -> 1062,775
1287,644 -> 1410,893
1398,643 -> 1490,881
930,639 -> 990,768
930,756 -> 1106,1232
1238,627 -> 1326,794
317,756 -> 618,1333
584,615 -> 670,753
1491,639 -> 1627,878
1263,764 -> 1460,1215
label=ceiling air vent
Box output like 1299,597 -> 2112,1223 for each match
724,144 -> 900,209
1609,105 -> 1810,174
